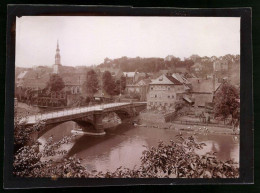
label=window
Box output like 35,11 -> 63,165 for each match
155,94 -> 157,98
165,103 -> 168,106
172,95 -> 174,99
168,86 -> 170,90
155,102 -> 157,105
151,86 -> 153,90
168,95 -> 170,98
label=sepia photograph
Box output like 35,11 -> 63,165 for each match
3,5 -> 254,188
13,15 -> 241,179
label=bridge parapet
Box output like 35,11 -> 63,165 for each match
22,102 -> 147,138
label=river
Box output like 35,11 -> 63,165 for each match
39,120 -> 239,173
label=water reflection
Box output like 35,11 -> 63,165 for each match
39,121 -> 239,172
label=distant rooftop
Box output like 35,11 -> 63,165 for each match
123,72 -> 135,77
150,74 -> 182,85
188,78 -> 221,93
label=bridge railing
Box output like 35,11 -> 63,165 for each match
31,102 -> 131,122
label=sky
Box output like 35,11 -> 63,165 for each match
16,16 -> 240,68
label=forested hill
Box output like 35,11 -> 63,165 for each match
98,56 -> 194,73
99,57 -> 165,72
97,55 -> 240,76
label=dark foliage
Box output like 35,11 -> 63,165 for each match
46,74 -> 65,92
214,82 -> 240,125
85,69 -> 99,96
102,71 -> 117,96
14,108 -> 45,151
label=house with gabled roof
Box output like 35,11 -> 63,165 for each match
147,74 -> 188,110
125,78 -> 151,101
187,77 -> 222,109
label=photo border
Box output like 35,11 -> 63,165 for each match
4,5 -> 253,188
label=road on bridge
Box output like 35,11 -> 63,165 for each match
20,102 -> 133,125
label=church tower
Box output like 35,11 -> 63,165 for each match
53,40 -> 62,74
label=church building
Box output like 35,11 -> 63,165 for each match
53,40 -> 62,74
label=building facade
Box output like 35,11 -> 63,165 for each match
213,60 -> 228,72
125,78 -> 151,101
147,74 -> 187,111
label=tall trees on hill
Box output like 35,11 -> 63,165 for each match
165,56 -> 181,69
85,70 -> 99,96
98,55 -> 239,76
100,57 -> 166,73
46,74 -> 65,92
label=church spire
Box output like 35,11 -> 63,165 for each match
53,40 -> 61,74
55,40 -> 61,65
56,40 -> 60,51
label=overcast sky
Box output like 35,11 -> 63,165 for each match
16,16 -> 240,68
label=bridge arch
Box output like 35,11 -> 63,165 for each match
110,107 -> 135,121
37,118 -> 96,138
28,103 -> 146,140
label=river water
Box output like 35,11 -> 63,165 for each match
39,120 -> 239,173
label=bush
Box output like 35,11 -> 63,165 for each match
13,134 -> 239,178
138,135 -> 238,178
14,107 -> 46,151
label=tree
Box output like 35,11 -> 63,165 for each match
214,83 -> 239,124
85,70 -> 99,96
14,106 -> 46,152
46,74 -> 65,92
14,134 -> 239,178
102,71 -> 116,96
116,76 -> 126,94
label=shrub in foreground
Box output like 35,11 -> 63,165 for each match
13,134 -> 239,178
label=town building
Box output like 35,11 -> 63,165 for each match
123,72 -> 136,85
213,59 -> 228,72
15,41 -> 87,108
98,67 -> 123,79
123,71 -> 148,86
164,55 -> 175,62
187,76 -> 222,110
125,78 -> 151,101
147,74 -> 188,111
191,63 -> 203,72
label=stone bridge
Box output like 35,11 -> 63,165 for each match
22,102 -> 146,137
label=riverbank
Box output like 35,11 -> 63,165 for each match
33,114 -> 239,173
135,116 -> 239,136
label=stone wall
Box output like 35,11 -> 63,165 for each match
139,112 -> 165,123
